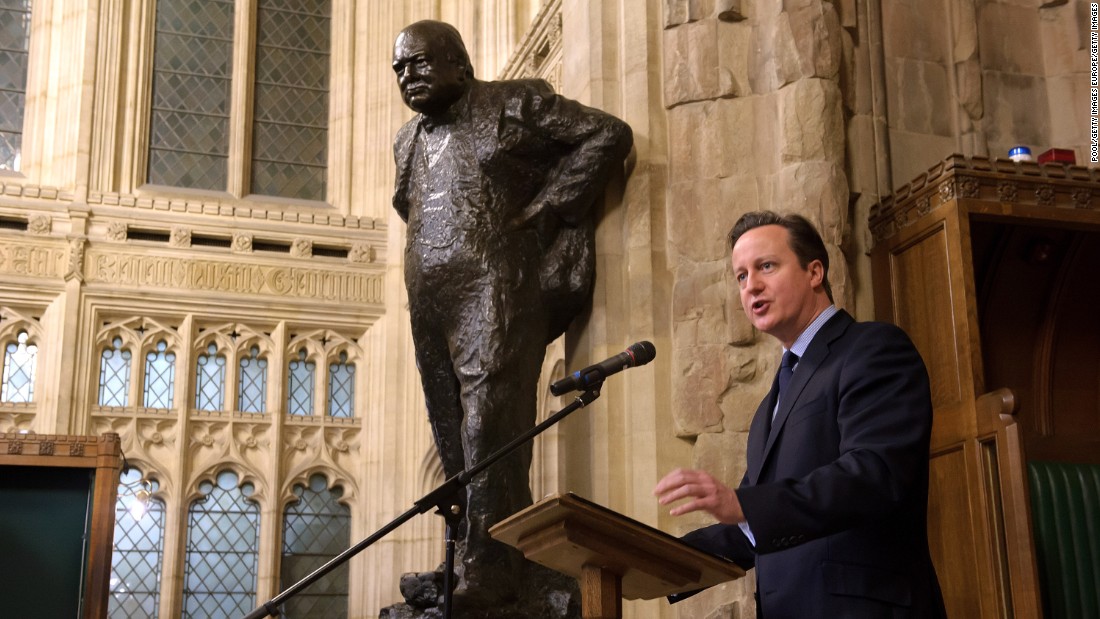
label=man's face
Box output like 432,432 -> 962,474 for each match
730,224 -> 825,348
392,27 -> 466,116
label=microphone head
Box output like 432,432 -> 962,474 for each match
627,341 -> 656,366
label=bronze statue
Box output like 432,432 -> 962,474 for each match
390,19 -> 633,614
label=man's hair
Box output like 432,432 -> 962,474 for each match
727,210 -> 834,302
405,20 -> 475,79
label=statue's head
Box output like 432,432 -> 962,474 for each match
392,20 -> 473,116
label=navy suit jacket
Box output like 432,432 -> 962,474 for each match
680,310 -> 946,618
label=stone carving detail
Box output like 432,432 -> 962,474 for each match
38,441 -> 54,455
348,242 -> 374,264
232,233 -> 253,253
70,442 -> 85,456
66,238 -> 86,282
291,238 -> 312,258
27,214 -> 51,235
170,227 -> 192,248
107,222 -> 128,241
86,251 -> 383,303
0,241 -> 68,279
997,182 -> 1018,203
7,440 -> 22,454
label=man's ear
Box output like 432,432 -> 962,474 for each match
808,259 -> 825,288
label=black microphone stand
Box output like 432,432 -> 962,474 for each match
243,384 -> 603,619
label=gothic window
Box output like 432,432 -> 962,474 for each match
146,0 -> 331,200
250,0 -> 331,201
142,340 -> 175,409
147,0 -> 233,190
194,343 -> 226,411
280,474 -> 349,617
0,0 -> 31,172
238,345 -> 267,413
109,468 -> 165,619
287,348 -> 314,416
99,337 -> 132,407
1,329 -> 35,402
182,470 -> 258,618
327,351 -> 353,418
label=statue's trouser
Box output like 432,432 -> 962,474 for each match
407,258 -> 548,594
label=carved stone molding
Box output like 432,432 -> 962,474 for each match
86,191 -> 382,232
84,248 -> 384,304
170,226 -> 192,248
0,240 -> 68,279
232,233 -> 253,254
27,214 -> 51,235
65,237 -> 86,282
499,0 -> 563,89
348,242 -> 374,264
291,238 -> 312,258
106,221 -> 127,241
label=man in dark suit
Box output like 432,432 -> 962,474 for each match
391,20 -> 632,607
655,211 -> 946,618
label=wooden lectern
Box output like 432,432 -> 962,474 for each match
490,493 -> 744,619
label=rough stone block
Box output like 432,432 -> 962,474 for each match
672,342 -> 730,436
779,78 -> 846,164
664,19 -> 720,106
1038,2 -> 1087,77
882,0 -> 950,63
978,2 -> 1045,75
1045,73 -> 1088,149
693,428 -> 749,488
786,2 -> 842,79
668,178 -> 728,262
717,20 -> 754,97
981,71 -> 1051,152
884,58 -> 954,137
718,348 -> 771,432
669,101 -> 723,181
773,161 -> 850,227
672,260 -> 730,331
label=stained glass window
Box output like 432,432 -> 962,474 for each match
327,352 -> 353,418
1,330 -> 35,402
250,0 -> 330,200
147,0 -> 233,189
99,337 -> 132,407
183,470 -> 258,618
109,468 -> 165,619
287,348 -> 314,416
0,0 -> 31,172
279,474 -> 349,618
143,340 -> 175,409
238,345 -> 267,413
195,343 -> 225,411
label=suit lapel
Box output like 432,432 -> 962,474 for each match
747,310 -> 854,485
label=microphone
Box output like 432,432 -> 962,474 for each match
550,341 -> 656,396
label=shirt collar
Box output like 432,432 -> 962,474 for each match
785,305 -> 838,359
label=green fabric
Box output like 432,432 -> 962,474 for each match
1027,461 -> 1100,619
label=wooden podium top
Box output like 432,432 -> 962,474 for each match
490,492 -> 744,600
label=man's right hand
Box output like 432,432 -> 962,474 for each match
654,468 -> 745,524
